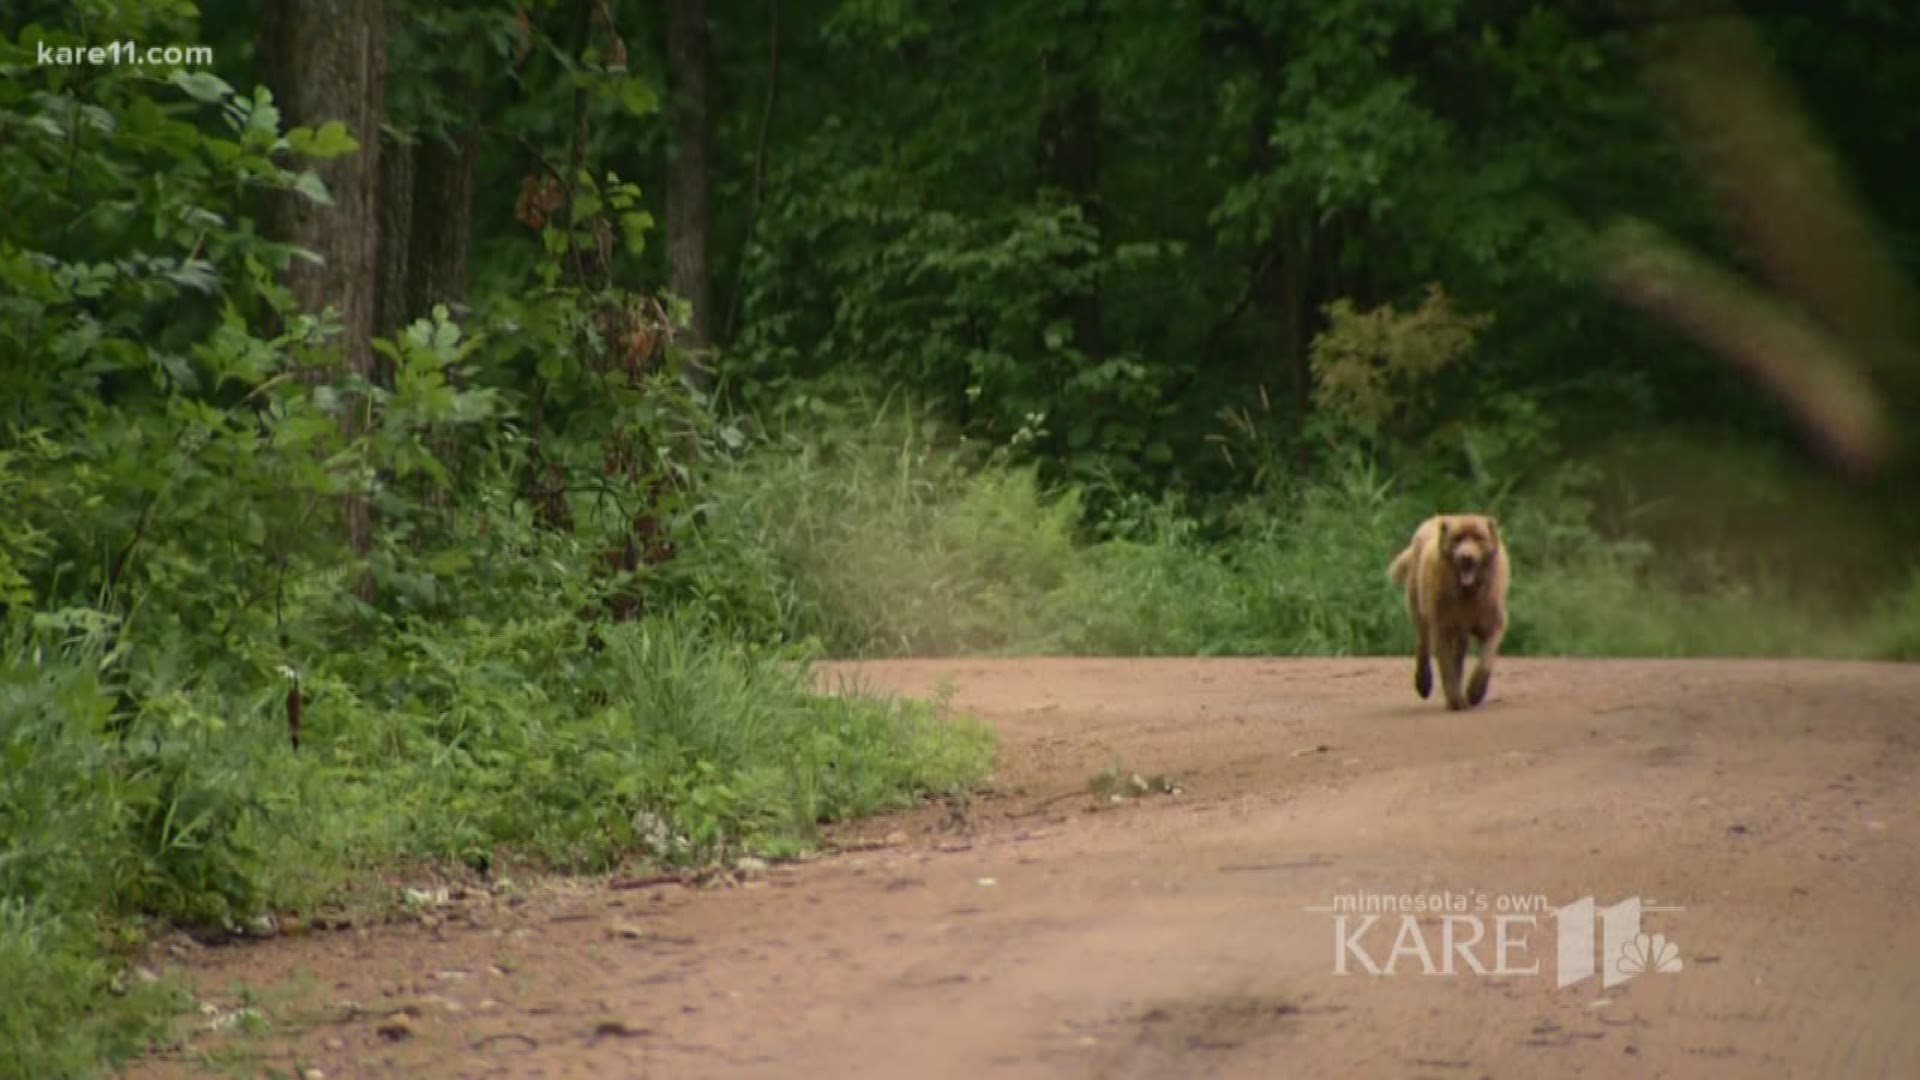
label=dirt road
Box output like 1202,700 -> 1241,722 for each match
135,658 -> 1920,1079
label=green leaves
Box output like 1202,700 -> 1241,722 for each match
289,170 -> 332,206
223,86 -> 283,149
1310,284 -> 1494,436
167,69 -> 232,103
617,77 -> 659,117
285,119 -> 360,159
619,211 -> 654,255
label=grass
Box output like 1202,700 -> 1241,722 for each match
668,409 -> 1083,656
673,412 -> 1920,662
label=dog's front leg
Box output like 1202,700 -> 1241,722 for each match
1438,631 -> 1469,711
1467,618 -> 1505,707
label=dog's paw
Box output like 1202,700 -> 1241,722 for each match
1467,668 -> 1490,706
1415,663 -> 1433,699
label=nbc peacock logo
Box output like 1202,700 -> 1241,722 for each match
1553,896 -> 1686,989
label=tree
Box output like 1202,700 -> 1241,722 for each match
1037,0 -> 1105,366
404,125 -> 478,318
666,0 -> 715,388
258,0 -> 390,592
378,4 -> 480,331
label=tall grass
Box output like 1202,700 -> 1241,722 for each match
669,410 -> 1083,655
352,614 -> 994,867
672,414 -> 1920,661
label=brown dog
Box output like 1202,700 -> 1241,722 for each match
1388,514 -> 1509,710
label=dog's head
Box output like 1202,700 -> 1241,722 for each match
1437,515 -> 1500,591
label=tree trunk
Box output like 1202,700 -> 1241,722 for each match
665,0 -> 714,390
406,128 -> 478,318
406,127 -> 477,509
376,134 -> 414,343
259,0 -> 388,599
1237,21 -> 1312,425
723,0 -> 781,345
1038,4 -> 1104,365
1276,229 -> 1310,420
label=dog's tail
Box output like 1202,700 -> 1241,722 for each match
1388,544 -> 1416,587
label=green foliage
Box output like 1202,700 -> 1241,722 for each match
732,184 -> 1176,478
1310,285 -> 1494,436
342,612 -> 991,869
676,405 -> 1910,664
0,630 -> 198,1079
675,403 -> 1083,656
720,0 -> 1735,492
1865,568 -> 1920,662
0,7 -> 993,1075
0,899 -> 181,1080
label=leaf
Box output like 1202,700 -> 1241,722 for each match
620,211 -> 654,254
290,171 -> 332,207
619,79 -> 660,117
427,551 -> 472,577
165,259 -> 220,294
431,315 -> 462,356
236,87 -> 282,146
286,120 -> 360,159
169,70 -> 233,104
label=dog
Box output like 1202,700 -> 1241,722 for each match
1389,514 -> 1509,710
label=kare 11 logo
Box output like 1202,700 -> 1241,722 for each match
1309,891 -> 1686,989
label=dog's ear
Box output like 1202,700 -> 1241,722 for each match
1485,516 -> 1501,547
1437,517 -> 1450,543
